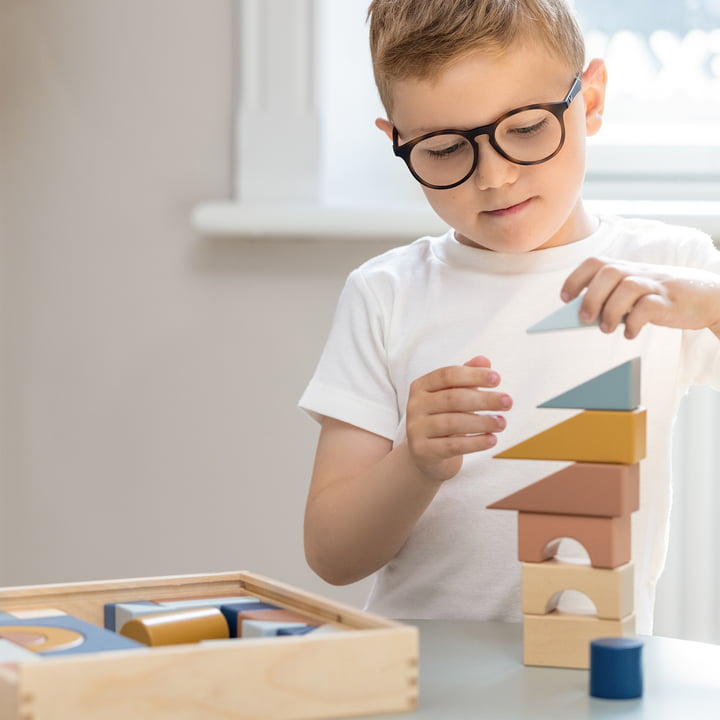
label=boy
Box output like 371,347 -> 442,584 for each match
299,0 -> 720,634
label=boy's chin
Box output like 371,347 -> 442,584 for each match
455,232 -> 551,253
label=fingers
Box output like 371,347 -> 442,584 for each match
464,355 -> 492,368
419,364 -> 501,394
421,386 -> 512,415
419,430 -> 505,459
561,257 -> 662,337
406,361 -> 513,478
560,257 -> 606,303
421,409 -> 507,440
623,293 -> 666,339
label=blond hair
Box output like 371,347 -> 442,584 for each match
367,0 -> 585,116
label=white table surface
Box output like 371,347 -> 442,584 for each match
358,620 -> 720,720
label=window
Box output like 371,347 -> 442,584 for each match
317,0 -> 720,205
574,0 -> 720,199
204,1 -> 720,238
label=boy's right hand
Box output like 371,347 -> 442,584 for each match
406,355 -> 512,484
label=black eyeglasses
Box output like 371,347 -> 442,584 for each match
392,75 -> 582,190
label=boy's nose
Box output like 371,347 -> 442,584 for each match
472,136 -> 519,190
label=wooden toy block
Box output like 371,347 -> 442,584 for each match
107,596 -> 262,633
494,408 -> 647,464
3,608 -> 66,619
276,625 -> 318,636
220,603 -> 301,637
521,559 -> 634,620
517,512 -> 631,568
104,601 -> 155,632
487,462 -> 639,517
241,620 -> 316,638
0,640 -> 40,664
232,609 -> 316,638
527,295 -> 597,333
524,610 -> 636,669
590,637 -> 644,699
0,613 -> 143,656
119,607 -> 229,646
538,357 -> 641,411
0,571 -> 418,720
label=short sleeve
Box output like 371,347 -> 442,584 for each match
298,268 -> 400,440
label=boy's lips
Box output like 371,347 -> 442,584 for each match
482,197 -> 534,217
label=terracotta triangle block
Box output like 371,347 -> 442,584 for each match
487,462 -> 639,517
493,409 -> 646,464
538,358 -> 641,411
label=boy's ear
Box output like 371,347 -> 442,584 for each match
375,117 -> 394,141
581,58 -> 607,137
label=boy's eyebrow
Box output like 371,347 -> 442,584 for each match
396,80 -> 577,141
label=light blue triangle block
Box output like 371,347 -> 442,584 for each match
527,296 -> 597,333
538,357 -> 641,410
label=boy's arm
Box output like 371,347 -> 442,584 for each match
304,357 -> 511,586
304,419 -> 440,586
561,257 -> 720,340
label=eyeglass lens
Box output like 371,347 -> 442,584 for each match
408,108 -> 563,188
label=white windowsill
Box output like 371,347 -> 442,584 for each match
191,200 -> 720,241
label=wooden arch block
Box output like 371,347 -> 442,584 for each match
494,409 -> 646,464
487,463 -> 640,518
521,559 -> 634,620
517,512 -> 631,569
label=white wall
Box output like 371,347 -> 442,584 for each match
0,0 -> 387,606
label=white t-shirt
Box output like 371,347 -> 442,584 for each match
299,215 -> 720,633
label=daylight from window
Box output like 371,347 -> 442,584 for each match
318,0 -> 720,207
575,0 -> 720,144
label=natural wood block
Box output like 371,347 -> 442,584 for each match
517,512 -> 631,569
488,462 -> 639,517
0,571 -> 418,720
524,611 -> 636,669
494,408 -> 646,464
522,559 -> 634,620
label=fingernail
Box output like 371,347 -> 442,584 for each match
501,395 -> 512,409
561,291 -> 570,302
599,322 -> 610,333
493,415 -> 506,429
488,371 -> 500,385
486,434 -> 497,447
580,311 -> 592,323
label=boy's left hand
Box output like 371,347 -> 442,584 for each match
561,257 -> 720,340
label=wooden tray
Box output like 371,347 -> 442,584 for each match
0,570 -> 418,720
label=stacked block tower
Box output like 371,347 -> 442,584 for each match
488,355 -> 645,669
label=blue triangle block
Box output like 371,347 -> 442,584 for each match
538,357 -> 641,410
527,296 -> 597,333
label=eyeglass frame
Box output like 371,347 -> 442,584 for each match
391,75 -> 583,190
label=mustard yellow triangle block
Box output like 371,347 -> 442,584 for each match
494,409 -> 646,464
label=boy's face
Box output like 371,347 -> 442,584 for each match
377,44 -> 606,253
